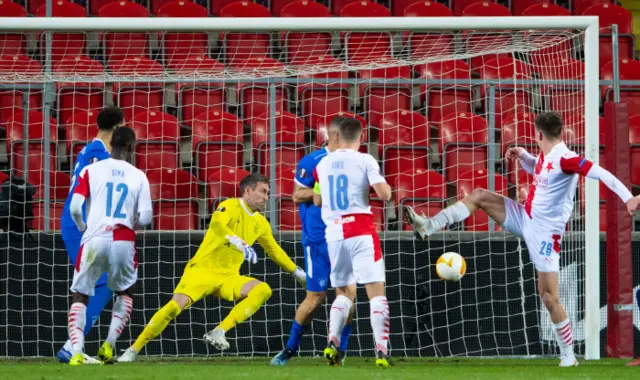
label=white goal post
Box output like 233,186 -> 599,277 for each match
0,15 -> 601,360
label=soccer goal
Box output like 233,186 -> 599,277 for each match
0,14 -> 602,360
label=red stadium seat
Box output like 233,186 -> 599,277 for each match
395,169 -> 447,230
394,0 -> 424,16
341,1 -> 393,64
0,1 -> 26,57
191,110 -> 245,182
583,4 -> 633,67
403,2 -> 454,60
6,111 -> 58,179
207,167 -> 250,209
501,112 -> 538,184
479,57 -> 532,128
252,111 -> 305,174
212,0 -> 250,16
416,60 -> 472,124
538,57 -> 584,121
378,110 -> 430,184
157,1 -> 209,67
370,197 -> 386,231
35,1 -> 87,65
602,59 -> 640,117
313,112 -> 368,151
54,56 -> 105,126
512,0 -> 550,16
111,57 -> 165,121
296,56 -> 350,127
457,169 -> 508,231
278,198 -> 300,231
440,112 -> 489,183
148,169 -> 199,230
130,111 -> 181,172
331,0 -> 358,15
453,0 -> 493,15
90,0 -> 117,15
280,1 -> 332,63
521,2 -> 568,16
231,58 -> 290,125
358,65 -> 412,127
169,56 -> 226,127
32,170 -> 70,200
462,2 -> 513,70
522,5 -> 574,67
629,115 -> 640,186
573,0 -> 609,19
32,201 -> 65,231
99,1 -> 150,66
220,2 -> 272,65
0,55 -> 43,124
65,110 -> 99,165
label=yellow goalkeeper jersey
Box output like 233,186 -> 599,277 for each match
188,198 -> 297,274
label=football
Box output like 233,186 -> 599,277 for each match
435,252 -> 467,282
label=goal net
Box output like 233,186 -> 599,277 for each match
0,15 -> 601,359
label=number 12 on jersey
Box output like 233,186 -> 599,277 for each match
106,182 -> 128,218
328,174 -> 349,211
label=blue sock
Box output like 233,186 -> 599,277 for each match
339,323 -> 352,353
285,320 -> 307,352
83,274 -> 112,335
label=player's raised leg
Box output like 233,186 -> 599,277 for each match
538,272 -> 577,367
203,279 -> 272,350
406,188 -> 508,239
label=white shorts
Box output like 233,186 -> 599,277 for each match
328,234 -> 385,287
71,238 -> 138,296
503,198 -> 562,273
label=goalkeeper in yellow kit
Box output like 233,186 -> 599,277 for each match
118,173 -> 306,362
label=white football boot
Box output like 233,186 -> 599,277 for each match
82,354 -> 102,364
405,206 -> 439,240
559,353 -> 578,367
117,347 -> 138,363
203,328 -> 230,351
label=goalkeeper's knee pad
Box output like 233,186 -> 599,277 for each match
249,282 -> 272,305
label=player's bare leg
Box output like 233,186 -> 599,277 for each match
98,288 -> 134,364
538,272 -> 577,367
406,189 -> 508,240
364,282 -> 390,369
204,279 -> 272,351
119,293 -> 190,363
325,285 -> 356,366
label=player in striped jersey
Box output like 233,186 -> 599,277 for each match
57,107 -> 125,363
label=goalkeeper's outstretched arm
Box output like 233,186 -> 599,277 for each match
257,224 -> 306,285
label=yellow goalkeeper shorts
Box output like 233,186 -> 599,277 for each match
174,265 -> 256,305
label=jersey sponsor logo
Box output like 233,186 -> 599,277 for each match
334,215 -> 356,225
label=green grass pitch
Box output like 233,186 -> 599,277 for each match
1,357 -> 639,380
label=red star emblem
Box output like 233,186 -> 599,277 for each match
546,162 -> 554,172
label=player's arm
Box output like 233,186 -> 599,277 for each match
70,167 -> 90,232
560,156 -> 637,214
208,202 -> 259,263
135,175 -> 153,229
293,157 -> 315,204
365,155 -> 392,201
506,147 -> 537,174
257,223 -> 306,286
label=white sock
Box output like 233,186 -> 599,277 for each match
553,318 -> 574,356
328,295 -> 352,346
433,202 -> 471,229
68,302 -> 87,355
370,296 -> 390,356
106,295 -> 133,347
63,339 -> 73,352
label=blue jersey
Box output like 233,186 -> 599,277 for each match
295,148 -> 328,246
60,139 -> 110,233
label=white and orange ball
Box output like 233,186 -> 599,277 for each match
435,252 -> 467,282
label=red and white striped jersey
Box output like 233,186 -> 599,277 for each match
313,149 -> 386,242
74,158 -> 152,243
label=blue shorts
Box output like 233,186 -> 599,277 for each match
62,228 -> 107,287
304,242 -> 331,292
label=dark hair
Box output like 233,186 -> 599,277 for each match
97,106 -> 125,131
338,117 -> 363,142
535,112 -> 563,139
111,127 -> 136,153
329,115 -> 347,130
240,172 -> 269,195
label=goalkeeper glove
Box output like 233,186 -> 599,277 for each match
226,235 -> 258,264
291,266 -> 306,287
